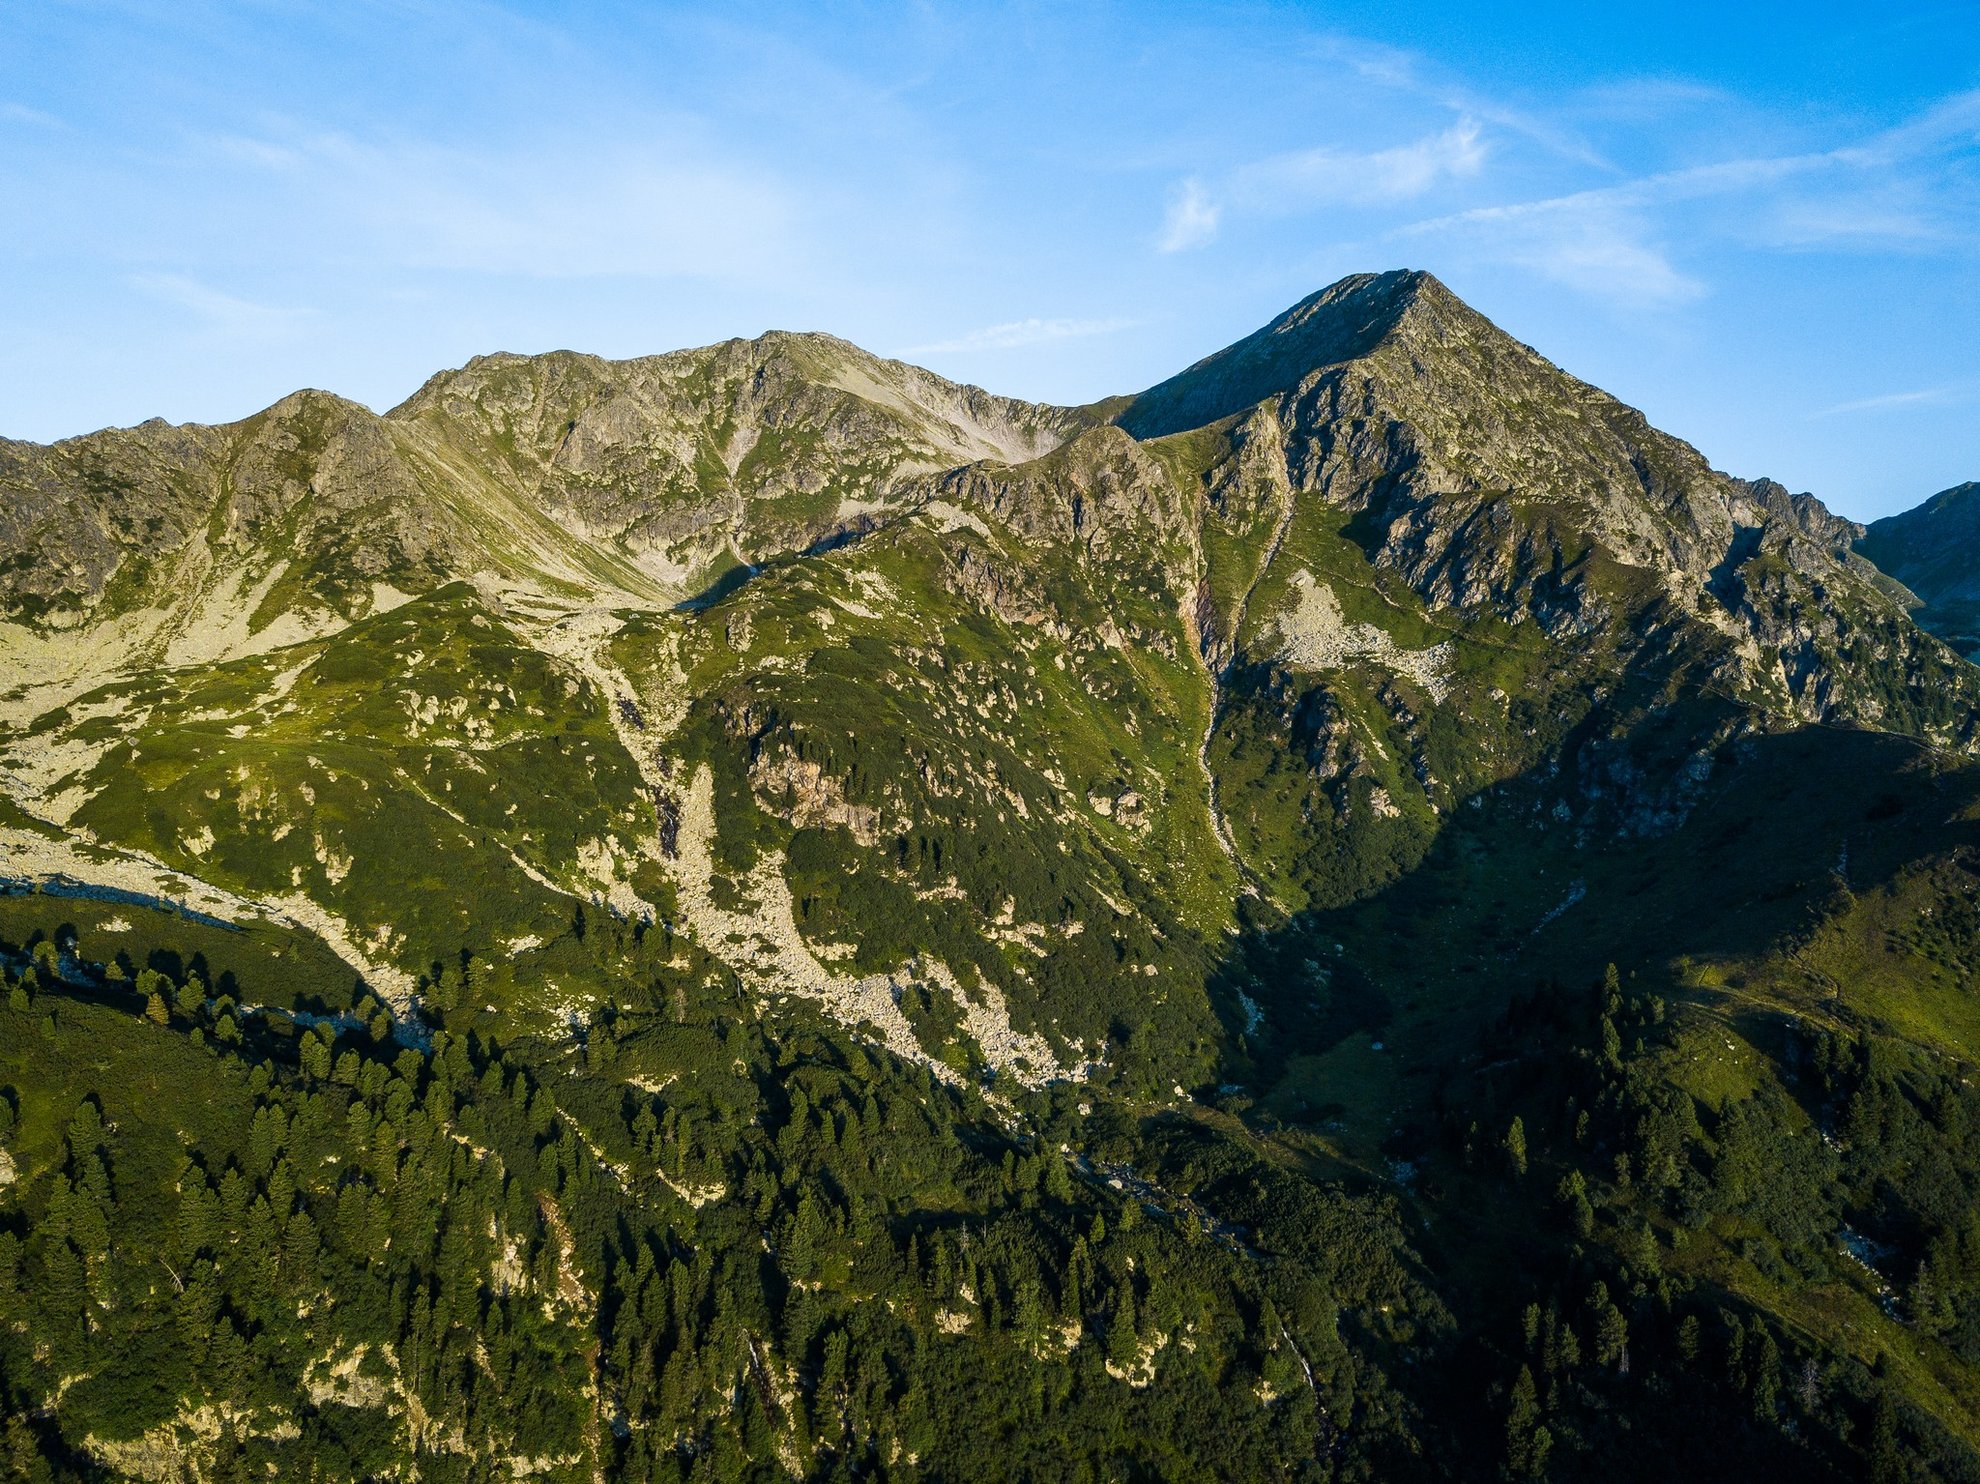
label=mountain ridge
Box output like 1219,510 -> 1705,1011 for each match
7,267 -> 1970,984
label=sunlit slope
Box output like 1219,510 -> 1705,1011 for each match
3,469 -> 1241,1087
3,267 -> 1976,1091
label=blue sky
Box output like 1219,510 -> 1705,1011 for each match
2,1 -> 1976,520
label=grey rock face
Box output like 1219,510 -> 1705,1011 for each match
0,332 -> 1098,647
1117,270 -> 1976,743
391,333 -> 1096,565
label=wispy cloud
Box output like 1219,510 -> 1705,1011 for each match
203,127 -> 801,282
1308,36 -> 1609,168
1811,386 -> 1967,418
1232,118 -> 1487,212
1,101 -> 62,129
1159,119 -> 1486,253
902,316 -> 1139,355
1404,151 -> 1835,232
1841,87 -> 1980,164
1510,218 -> 1703,307
1158,179 -> 1220,252
1392,95 -> 1980,310
1569,77 -> 1733,120
1388,158 -> 1812,308
130,273 -> 312,336
211,133 -> 306,170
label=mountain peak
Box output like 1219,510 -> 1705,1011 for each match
1115,269 -> 1449,439
1914,479 -> 1980,520
1860,480 -> 1980,655
1862,480 -> 1980,565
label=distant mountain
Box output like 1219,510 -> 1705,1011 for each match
2,272 -> 1977,1481
1859,480 -> 1980,657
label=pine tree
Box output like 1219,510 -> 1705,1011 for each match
1556,1170 -> 1593,1238
1908,1258 -> 1954,1334
1751,1331 -> 1781,1421
1045,1153 -> 1075,1203
4,1413 -> 59,1484
1108,1290 -> 1140,1371
1590,965 -> 1625,1077
1676,1314 -> 1701,1363
1504,1116 -> 1528,1178
1868,1387 -> 1903,1484
1504,1364 -> 1551,1479
38,1239 -> 87,1330
66,1100 -> 104,1161
1588,1282 -> 1627,1369
283,1211 -> 320,1287
300,1034 -> 332,1081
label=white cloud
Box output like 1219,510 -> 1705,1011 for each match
902,316 -> 1139,355
1507,218 -> 1704,307
1,101 -> 61,129
1842,87 -> 1980,164
212,133 -> 306,170
1398,181 -> 1714,308
1569,77 -> 1733,119
204,128 -> 801,282
1811,386 -> 1967,418
1158,118 -> 1490,255
1408,152 -> 1832,232
1158,178 -> 1221,252
130,274 -> 312,337
1232,118 -> 1487,211
1762,194 -> 1940,248
1307,36 -> 1610,168
1391,88 -> 1980,308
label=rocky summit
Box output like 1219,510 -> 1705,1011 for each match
2,270 -> 1978,1483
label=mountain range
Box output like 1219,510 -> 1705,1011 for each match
1,270 -> 1977,1483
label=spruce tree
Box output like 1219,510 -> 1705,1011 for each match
1504,1116 -> 1529,1178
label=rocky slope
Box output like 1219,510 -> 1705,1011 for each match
1131,272 -> 1967,730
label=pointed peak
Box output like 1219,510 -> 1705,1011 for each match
1115,269 -> 1462,440
249,387 -> 379,426
1259,268 -> 1445,334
